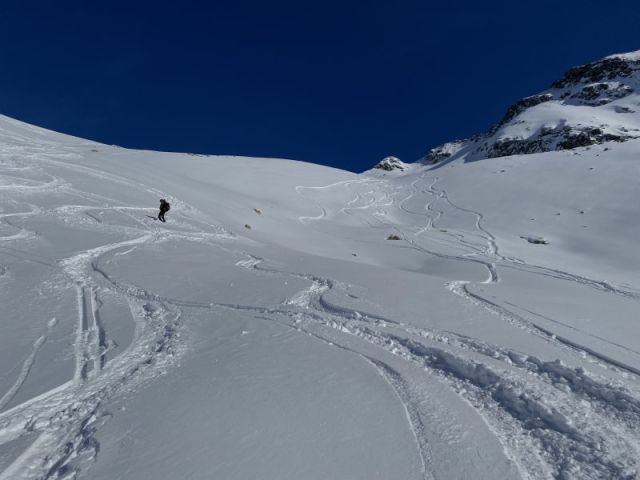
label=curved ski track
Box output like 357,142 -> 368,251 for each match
0,147 -> 229,479
291,171 -> 640,479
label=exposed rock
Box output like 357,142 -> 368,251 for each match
556,132 -> 594,150
487,138 -> 545,158
556,128 -> 627,150
571,82 -> 633,106
375,157 -> 407,171
551,57 -> 634,88
491,94 -> 554,133
423,140 -> 465,164
521,236 -> 549,245
486,126 -> 630,159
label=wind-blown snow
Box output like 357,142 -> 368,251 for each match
1,72 -> 640,480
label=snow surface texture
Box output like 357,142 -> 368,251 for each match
424,49 -> 640,164
2,52 -> 640,480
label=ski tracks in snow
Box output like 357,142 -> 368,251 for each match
0,234 -> 183,479
266,173 -> 640,478
0,150 -> 232,479
386,173 -> 640,478
234,252 -> 640,479
3,143 -> 640,479
0,320 -> 55,413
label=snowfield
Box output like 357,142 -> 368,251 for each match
1,95 -> 640,480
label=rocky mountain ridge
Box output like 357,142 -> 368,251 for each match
423,50 -> 640,164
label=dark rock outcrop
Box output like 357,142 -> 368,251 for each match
423,141 -> 464,164
551,57 -> 633,88
571,83 -> 633,106
486,126 -> 631,158
487,138 -> 546,158
490,94 -> 554,133
556,128 -> 627,150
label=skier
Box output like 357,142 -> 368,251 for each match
158,199 -> 170,222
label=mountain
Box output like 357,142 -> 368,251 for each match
424,50 -> 640,163
1,53 -> 640,480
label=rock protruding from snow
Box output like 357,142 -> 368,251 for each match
521,235 -> 549,245
374,157 -> 408,171
422,50 -> 640,164
551,56 -> 634,88
423,140 -> 466,164
490,94 -> 554,133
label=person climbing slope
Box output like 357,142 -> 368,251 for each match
158,198 -> 170,222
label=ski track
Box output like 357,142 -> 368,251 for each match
0,148 -> 232,479
0,325 -> 52,413
2,143 -> 640,479
235,257 -> 640,479
283,174 -> 640,478
0,232 -> 183,480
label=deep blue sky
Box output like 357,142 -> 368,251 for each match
0,1 -> 638,172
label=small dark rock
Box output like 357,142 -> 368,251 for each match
521,236 -> 549,245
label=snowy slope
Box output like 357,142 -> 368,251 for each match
1,49 -> 640,480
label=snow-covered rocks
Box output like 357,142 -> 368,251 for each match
423,50 -> 640,163
423,140 -> 466,164
374,156 -> 408,171
551,55 -> 634,89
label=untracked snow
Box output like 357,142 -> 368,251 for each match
1,50 -> 640,480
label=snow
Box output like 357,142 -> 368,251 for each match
1,100 -> 640,480
606,49 -> 640,61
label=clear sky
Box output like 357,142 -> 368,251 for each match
1,0 -> 638,172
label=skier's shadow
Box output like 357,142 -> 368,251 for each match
145,215 -> 158,220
